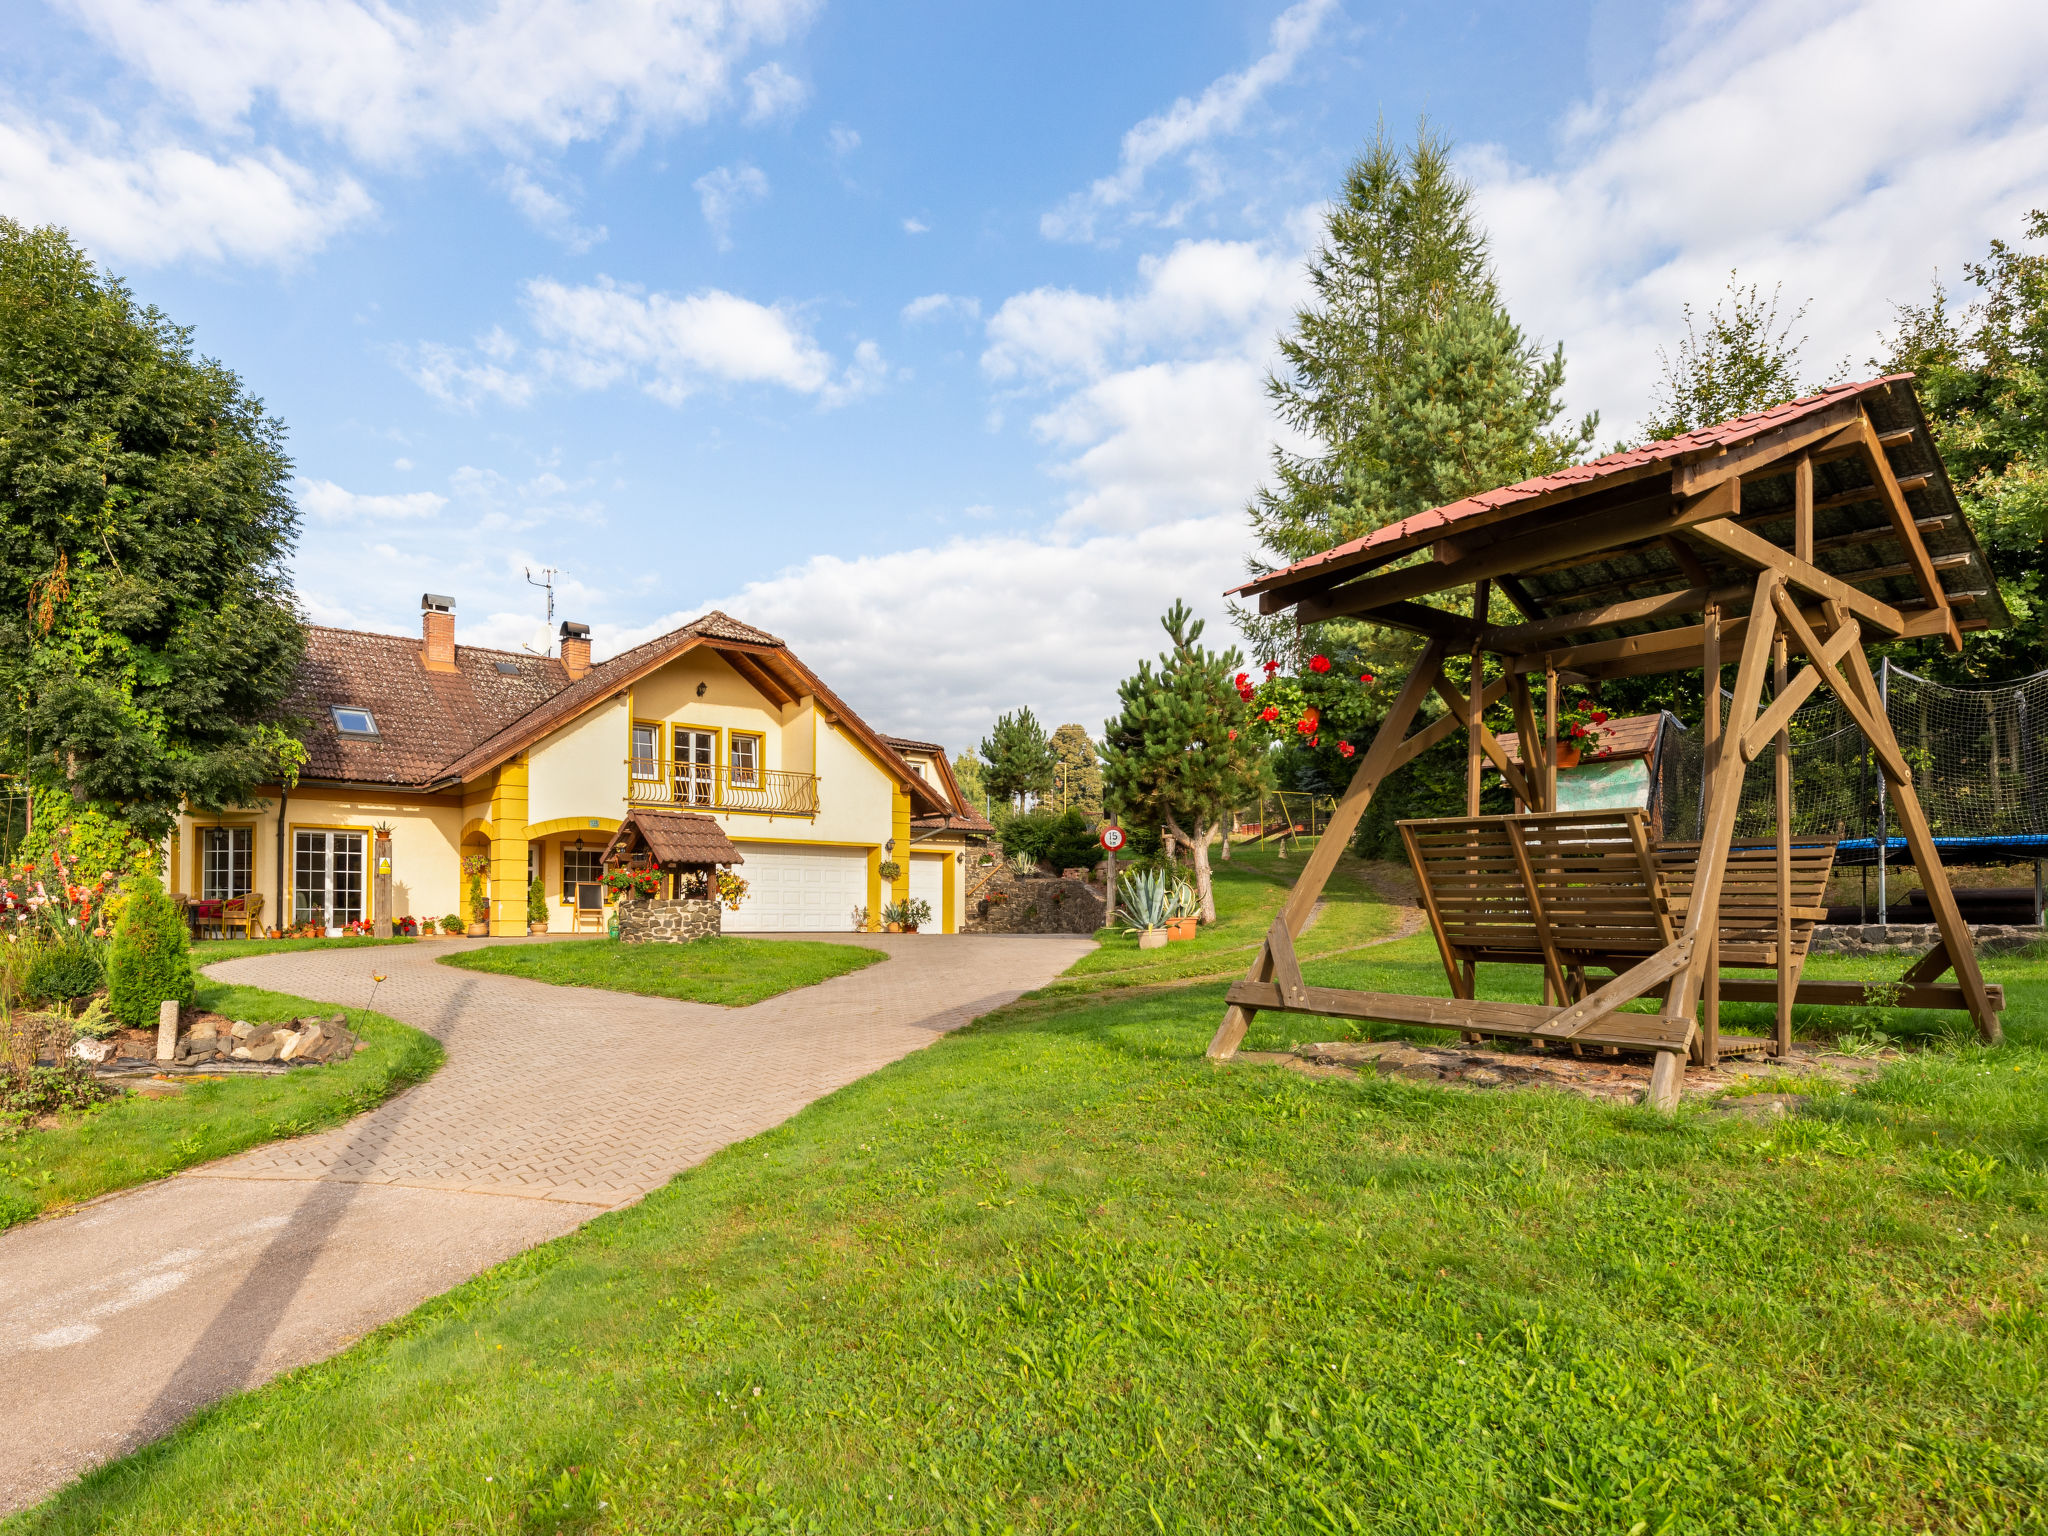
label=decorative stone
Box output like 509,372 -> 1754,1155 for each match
71,1039 -> 116,1064
616,896 -> 722,944
156,999 -> 180,1062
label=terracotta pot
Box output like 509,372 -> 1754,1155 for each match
1555,743 -> 1582,769
1166,916 -> 1197,942
902,925 -> 919,934
1138,928 -> 1169,950
528,923 -> 549,935
887,922 -> 904,933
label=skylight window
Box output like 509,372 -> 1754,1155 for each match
495,660 -> 522,676
331,706 -> 378,737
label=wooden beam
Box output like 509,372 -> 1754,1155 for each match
1436,673 -> 1532,807
1504,820 -> 1573,1004
1669,397 -> 1867,497
1264,916 -> 1308,1008
1510,676 -> 1545,811
1386,678 -> 1507,775
1346,600 -> 1491,645
1852,415 -> 1954,645
1738,617 -> 1861,762
1534,939 -> 1694,1039
1466,581 -> 1490,815
1481,582 -> 1751,651
1663,533 -> 1712,587
1876,428 -> 1915,449
1771,592 -> 1910,783
1496,575 -> 1546,620
1686,516 -> 1906,635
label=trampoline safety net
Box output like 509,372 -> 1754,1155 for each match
1657,661 -> 2048,865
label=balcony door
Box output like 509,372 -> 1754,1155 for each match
294,830 -> 366,934
674,728 -> 716,807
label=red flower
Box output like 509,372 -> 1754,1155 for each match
1234,672 -> 1250,689
1592,710 -> 1609,724
1308,654 -> 1331,674
1359,672 -> 1376,686
1259,706 -> 1279,722
1337,740 -> 1356,758
1296,706 -> 1320,734
1570,722 -> 1586,737
1227,728 -> 1239,740
1237,684 -> 1256,702
1262,659 -> 1281,674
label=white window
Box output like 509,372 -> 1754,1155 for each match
729,732 -> 761,788
562,847 -> 605,908
201,827 -> 253,901
331,706 -> 377,736
294,830 -> 365,932
631,723 -> 660,779
675,728 -> 716,806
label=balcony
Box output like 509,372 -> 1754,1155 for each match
626,760 -> 820,816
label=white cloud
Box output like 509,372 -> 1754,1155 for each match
1469,0 -> 2048,434
902,216 -> 930,234
60,0 -> 822,167
402,340 -> 538,410
500,164 -> 606,252
0,114 -> 371,265
743,61 -> 808,123
901,292 -> 979,324
827,123 -> 860,156
297,478 -> 448,520
692,162 -> 769,249
1041,0 -> 1336,242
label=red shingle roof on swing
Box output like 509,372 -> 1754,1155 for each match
1230,378 -> 1907,600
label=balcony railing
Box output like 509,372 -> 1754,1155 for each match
626,760 -> 820,816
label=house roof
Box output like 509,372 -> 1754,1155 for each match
286,627 -> 568,785
1232,376 -> 2009,643
602,810 -> 743,869
283,607 -> 951,815
1495,711 -> 1667,766
882,734 -> 990,827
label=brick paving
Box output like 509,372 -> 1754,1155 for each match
0,932 -> 1091,1513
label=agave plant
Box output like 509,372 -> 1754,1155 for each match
1166,877 -> 1199,920
1118,868 -> 1170,932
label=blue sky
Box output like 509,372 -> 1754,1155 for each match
6,0 -> 2047,753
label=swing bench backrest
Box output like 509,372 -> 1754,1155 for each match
1654,840 -> 1838,969
1400,810 -> 1673,974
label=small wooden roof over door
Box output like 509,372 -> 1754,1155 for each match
1232,375 -> 2005,672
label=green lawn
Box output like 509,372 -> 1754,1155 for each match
0,979 -> 441,1231
190,935 -> 418,962
438,935 -> 886,1007
16,853 -> 2048,1532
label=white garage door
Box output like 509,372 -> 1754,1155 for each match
909,855 -> 945,929
727,843 -> 868,932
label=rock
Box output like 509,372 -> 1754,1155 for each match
230,1020 -> 258,1041
278,1028 -> 314,1061
189,1018 -> 220,1041
231,1042 -> 280,1063
1460,1067 -> 1505,1087
71,1039 -> 116,1064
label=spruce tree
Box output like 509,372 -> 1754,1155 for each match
1241,124 -> 1594,661
978,708 -> 1057,810
1101,603 -> 1261,922
106,872 -> 195,1027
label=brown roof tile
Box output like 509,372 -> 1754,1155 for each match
286,627 -> 567,785
603,810 -> 744,868
1495,712 -> 1667,765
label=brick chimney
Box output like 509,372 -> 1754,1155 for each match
559,621 -> 592,680
421,593 -> 457,673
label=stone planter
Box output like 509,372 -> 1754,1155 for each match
616,895 -> 722,944
1138,928 -> 1168,950
1166,916 -> 1197,942
528,922 -> 548,935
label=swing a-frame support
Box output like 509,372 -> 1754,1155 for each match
1214,378 -> 2008,1109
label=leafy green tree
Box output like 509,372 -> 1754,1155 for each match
1102,603 -> 1261,922
1639,274 -> 1834,442
1877,212 -> 2048,680
0,220 -> 307,840
105,871 -> 194,1027
949,752 -> 988,815
1048,723 -> 1103,818
1241,124 -> 1594,662
978,708 -> 1057,810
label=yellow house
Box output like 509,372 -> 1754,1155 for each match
170,598 -> 992,936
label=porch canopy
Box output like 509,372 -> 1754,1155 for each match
602,809 -> 744,873
1212,376 -> 2008,1108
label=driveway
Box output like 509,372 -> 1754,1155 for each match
0,931 -> 1092,1514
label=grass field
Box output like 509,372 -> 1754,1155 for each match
14,848 -> 2048,1532
438,935 -> 886,1007
0,979 -> 441,1232
189,935 -> 417,962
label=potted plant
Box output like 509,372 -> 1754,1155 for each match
439,913 -> 465,937
526,877 -> 549,935
1164,877 -> 1199,941
1552,699 -> 1612,769
1119,868 -> 1171,949
877,859 -> 902,884
881,897 -> 932,934
603,866 -> 662,902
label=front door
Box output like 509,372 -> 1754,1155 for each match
675,728 -> 716,807
294,830 -> 366,934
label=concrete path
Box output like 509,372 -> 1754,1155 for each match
0,931 -> 1091,1513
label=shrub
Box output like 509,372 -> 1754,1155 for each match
105,873 -> 195,1027
1000,807 -> 1103,872
24,938 -> 105,1003
441,914 -> 466,934
527,877 -> 548,926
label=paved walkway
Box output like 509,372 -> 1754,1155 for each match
0,932 -> 1091,1513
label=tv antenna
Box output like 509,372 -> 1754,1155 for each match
524,566 -> 557,655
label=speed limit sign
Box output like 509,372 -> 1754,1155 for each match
1099,826 -> 1126,852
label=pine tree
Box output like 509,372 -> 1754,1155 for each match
106,872 -> 195,1028
978,708 -> 1056,809
1048,723 -> 1103,818
1240,124 -> 1594,661
1101,603 -> 1261,922
1639,274 -> 1836,442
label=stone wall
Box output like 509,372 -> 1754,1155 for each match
1811,921 -> 2043,957
963,868 -> 1106,935
617,895 -> 722,943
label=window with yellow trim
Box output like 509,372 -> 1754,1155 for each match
728,731 -> 763,788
